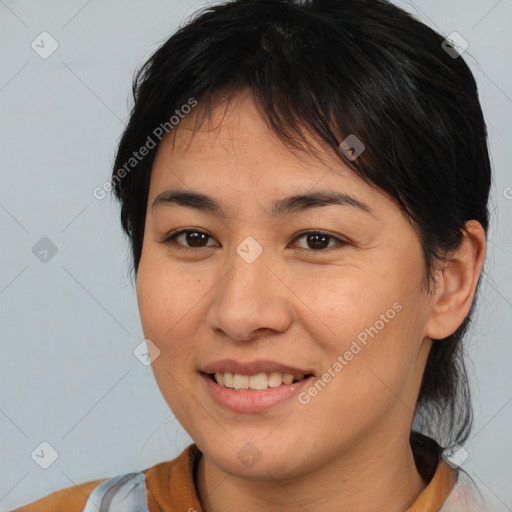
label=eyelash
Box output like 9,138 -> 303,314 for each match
158,229 -> 349,253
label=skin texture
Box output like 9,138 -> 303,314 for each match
136,90 -> 486,512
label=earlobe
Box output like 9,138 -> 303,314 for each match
425,220 -> 487,340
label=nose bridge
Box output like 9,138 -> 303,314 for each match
207,238 -> 292,340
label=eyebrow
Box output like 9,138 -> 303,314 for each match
151,189 -> 374,218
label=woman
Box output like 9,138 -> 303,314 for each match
12,0 -> 495,510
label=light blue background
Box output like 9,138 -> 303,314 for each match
1,0 -> 511,510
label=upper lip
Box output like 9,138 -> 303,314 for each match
201,359 -> 314,378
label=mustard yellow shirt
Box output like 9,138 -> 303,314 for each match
12,443 -> 458,512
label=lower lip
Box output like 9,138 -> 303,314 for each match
200,373 -> 313,413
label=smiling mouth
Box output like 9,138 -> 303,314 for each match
206,371 -> 314,391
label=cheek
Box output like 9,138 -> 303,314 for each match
295,310 -> 425,449
136,253 -> 204,342
283,262 -> 398,342
137,260 -> 199,422
291,262 -> 427,409
136,260 -> 196,394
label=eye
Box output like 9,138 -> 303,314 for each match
159,229 -> 218,250
291,230 -> 348,251
159,229 -> 348,252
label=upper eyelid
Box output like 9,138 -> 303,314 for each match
291,231 -> 349,249
161,228 -> 348,249
161,228 -> 218,248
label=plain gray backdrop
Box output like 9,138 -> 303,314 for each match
1,0 -> 511,510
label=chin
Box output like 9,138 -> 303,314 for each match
198,434 -> 314,481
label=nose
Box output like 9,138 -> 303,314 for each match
206,243 -> 294,342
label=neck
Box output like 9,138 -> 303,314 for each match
196,433 -> 428,512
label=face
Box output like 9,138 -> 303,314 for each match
136,90 -> 434,479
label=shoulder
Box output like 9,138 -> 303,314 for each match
8,444 -> 201,512
441,470 -> 507,512
9,472 -> 151,512
10,473 -> 149,512
10,478 -> 107,512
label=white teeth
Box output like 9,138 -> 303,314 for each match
268,372 -> 283,388
282,373 -> 294,385
213,371 -> 307,390
233,374 -> 249,390
223,372 -> 234,388
249,373 -> 268,390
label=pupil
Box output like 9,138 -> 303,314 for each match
187,232 -> 208,247
307,233 -> 329,250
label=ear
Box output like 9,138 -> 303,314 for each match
425,220 -> 487,340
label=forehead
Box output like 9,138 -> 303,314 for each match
150,90 -> 364,193
144,92 -> 414,247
